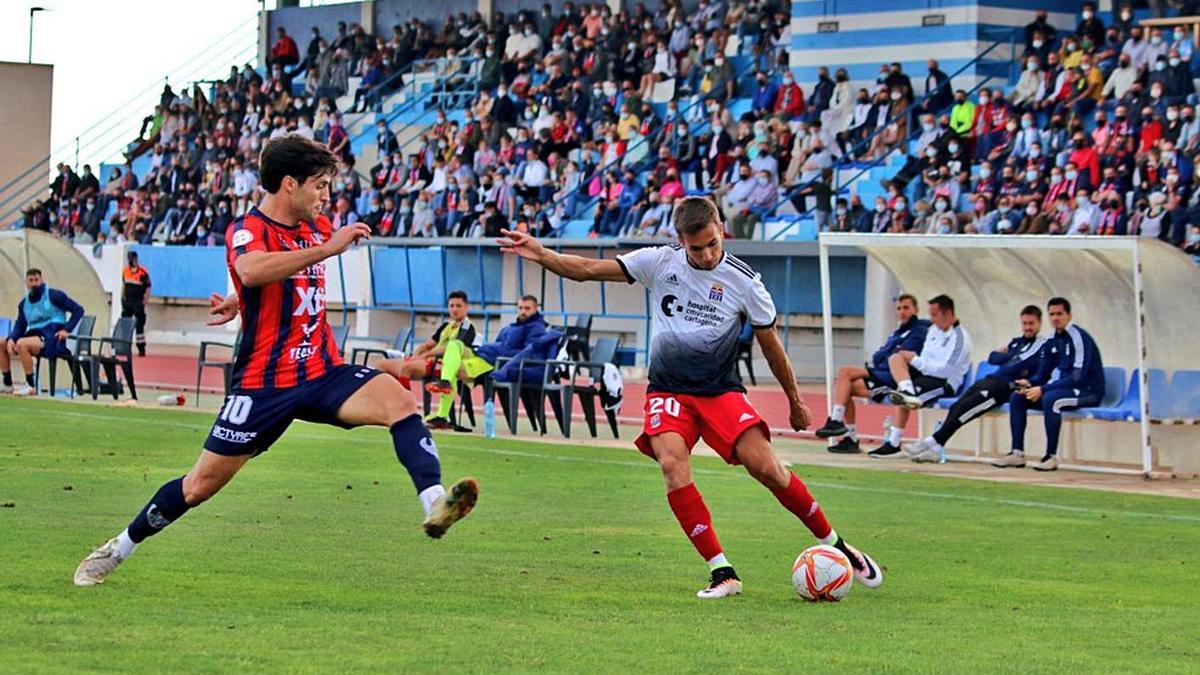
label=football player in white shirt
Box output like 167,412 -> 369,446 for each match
497,196 -> 883,599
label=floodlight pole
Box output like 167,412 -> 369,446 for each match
28,7 -> 45,64
818,235 -> 834,413
1131,242 -> 1152,478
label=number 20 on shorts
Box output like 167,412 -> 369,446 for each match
649,396 -> 681,417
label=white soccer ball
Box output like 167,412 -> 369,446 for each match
792,544 -> 854,602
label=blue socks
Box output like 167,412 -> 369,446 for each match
126,477 -> 191,543
390,414 -> 442,494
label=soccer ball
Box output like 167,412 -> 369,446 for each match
792,545 -> 854,602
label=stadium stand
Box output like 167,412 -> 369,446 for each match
0,1 -> 1190,257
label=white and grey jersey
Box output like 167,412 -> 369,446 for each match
616,246 -> 776,396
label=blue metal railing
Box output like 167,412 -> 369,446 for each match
0,15 -> 259,225
765,29 -> 1020,240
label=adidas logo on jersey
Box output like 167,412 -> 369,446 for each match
665,273 -> 680,284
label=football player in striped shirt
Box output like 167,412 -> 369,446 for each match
74,136 -> 477,587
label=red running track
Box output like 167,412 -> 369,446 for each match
137,353 -> 916,440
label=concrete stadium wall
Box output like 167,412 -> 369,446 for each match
0,62 -> 53,221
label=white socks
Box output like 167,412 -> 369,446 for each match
830,404 -> 846,422
887,426 -> 904,446
819,530 -> 839,546
418,485 -> 446,517
115,529 -> 137,560
899,379 -> 915,395
706,553 -> 730,571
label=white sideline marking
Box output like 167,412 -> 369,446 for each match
20,406 -> 1200,525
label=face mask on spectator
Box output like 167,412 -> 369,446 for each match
1171,57 -> 1182,67
1032,39 -> 1043,48
1151,35 -> 1163,45
874,201 -> 886,213
1050,173 -> 1063,184
1056,203 -> 1069,213
1025,169 -> 1038,182
1167,172 -> 1180,183
922,122 -> 934,133
1065,170 -> 1078,181
1168,109 -> 1180,121
979,167 -> 991,179
1077,196 -> 1091,207
979,95 -> 990,105
938,223 -> 953,234
948,142 -> 960,154
1155,62 -> 1166,73
934,200 -> 948,211
925,147 -> 937,159
895,200 -> 907,210
1082,10 -> 1092,20
1026,204 -> 1038,216
890,91 -> 901,101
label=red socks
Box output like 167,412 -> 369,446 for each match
666,483 -> 724,562
771,473 -> 832,540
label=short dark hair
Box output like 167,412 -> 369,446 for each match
448,290 -> 469,303
259,135 -> 339,193
929,294 -> 955,313
1048,296 -> 1072,313
896,293 -> 918,307
26,268 -> 42,277
520,294 -> 539,305
1021,305 -> 1043,320
672,196 -> 721,236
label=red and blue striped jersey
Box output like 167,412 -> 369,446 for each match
225,207 -> 343,390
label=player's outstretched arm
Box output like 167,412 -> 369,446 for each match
755,325 -> 812,431
234,223 -> 371,287
497,229 -> 629,283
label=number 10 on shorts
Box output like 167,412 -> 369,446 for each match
220,395 -> 253,425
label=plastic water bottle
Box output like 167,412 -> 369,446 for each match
483,400 -> 496,438
882,415 -> 893,440
156,394 -> 185,406
933,420 -> 947,464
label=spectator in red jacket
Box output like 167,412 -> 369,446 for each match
269,27 -> 300,69
1067,132 -> 1100,189
773,71 -> 806,120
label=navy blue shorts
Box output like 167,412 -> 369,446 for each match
863,365 -> 898,403
204,364 -> 385,457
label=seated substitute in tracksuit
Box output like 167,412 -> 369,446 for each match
814,294 -> 929,455
1003,298 -> 1105,472
873,294 -> 974,458
904,306 -> 1047,463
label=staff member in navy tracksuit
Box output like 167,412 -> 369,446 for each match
1,268 -> 85,396
1004,297 -> 1106,472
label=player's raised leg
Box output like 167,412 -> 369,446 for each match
74,451 -> 251,586
334,373 -> 477,538
649,432 -> 741,599
734,426 -> 884,588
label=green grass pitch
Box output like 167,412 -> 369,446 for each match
1,398 -> 1198,673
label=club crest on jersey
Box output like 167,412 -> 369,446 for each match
708,283 -> 724,303
231,229 -> 253,248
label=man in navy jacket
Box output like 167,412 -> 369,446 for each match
904,306 -> 1047,464
1004,297 -> 1106,472
2,268 -> 85,396
814,293 -> 929,454
475,295 -> 549,369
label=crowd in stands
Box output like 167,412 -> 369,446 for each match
12,2 -> 1200,256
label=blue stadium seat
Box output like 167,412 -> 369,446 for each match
560,220 -> 592,238
1165,370 -> 1200,419
726,98 -> 752,120
1086,370 -> 1143,422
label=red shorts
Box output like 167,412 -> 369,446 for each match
634,391 -> 770,465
